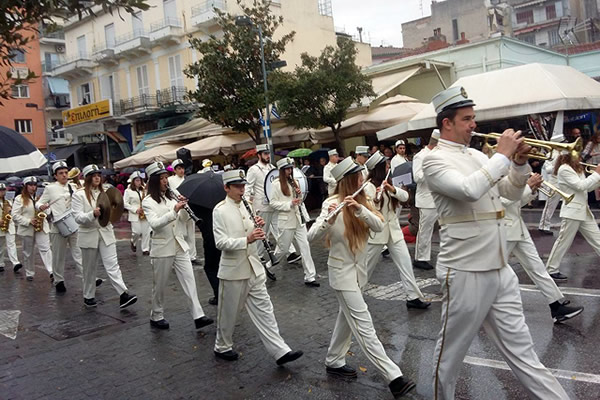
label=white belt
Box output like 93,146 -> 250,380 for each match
439,210 -> 505,225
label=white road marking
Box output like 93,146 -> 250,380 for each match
464,356 -> 600,384
364,278 -> 443,302
0,310 -> 21,340
520,284 -> 600,298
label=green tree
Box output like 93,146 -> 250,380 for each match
271,37 -> 375,155
1,0 -> 149,105
185,0 -> 294,144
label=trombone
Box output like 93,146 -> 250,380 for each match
472,133 -> 583,160
532,174 -> 574,204
580,162 -> 598,174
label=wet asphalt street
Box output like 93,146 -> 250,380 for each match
0,207 -> 598,400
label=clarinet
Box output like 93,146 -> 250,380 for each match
241,197 -> 279,267
288,177 -> 307,225
167,187 -> 201,223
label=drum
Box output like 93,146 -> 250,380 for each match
264,167 -> 308,202
54,211 -> 79,237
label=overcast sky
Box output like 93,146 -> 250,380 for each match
330,0 -> 433,47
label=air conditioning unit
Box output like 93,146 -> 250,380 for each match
9,67 -> 29,79
55,45 -> 65,53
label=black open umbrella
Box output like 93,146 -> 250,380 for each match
0,126 -> 47,175
391,161 -> 415,189
177,171 -> 226,210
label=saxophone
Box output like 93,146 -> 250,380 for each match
138,190 -> 146,220
0,199 -> 11,232
32,211 -> 47,232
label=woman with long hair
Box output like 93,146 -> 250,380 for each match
545,153 -> 600,281
124,171 -> 150,255
72,164 -> 137,309
308,156 -> 416,398
582,131 -> 600,202
142,161 -> 213,331
364,152 -> 430,309
12,177 -> 52,281
270,157 -> 319,287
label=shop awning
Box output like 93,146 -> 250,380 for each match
49,144 -> 82,161
363,66 -> 422,108
46,77 -> 70,95
133,127 -> 175,153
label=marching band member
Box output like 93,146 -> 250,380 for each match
198,159 -> 213,173
307,156 -> 416,399
143,161 -> 213,331
538,150 -> 560,235
0,183 -> 22,273
501,173 -> 583,323
323,149 -> 339,196
38,161 -> 91,293
545,152 -> 600,281
212,169 -> 303,365
72,165 -> 137,309
412,130 -> 440,271
168,159 -> 199,265
390,139 -> 408,171
270,157 -> 319,287
12,177 -> 52,281
364,152 -> 430,310
124,171 -> 150,255
354,145 -> 370,181
424,87 -> 567,399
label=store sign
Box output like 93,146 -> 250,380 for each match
62,99 -> 113,127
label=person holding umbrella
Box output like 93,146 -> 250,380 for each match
72,164 -> 137,309
168,159 -> 199,265
143,161 -> 213,331
0,183 -> 23,273
124,171 -> 150,256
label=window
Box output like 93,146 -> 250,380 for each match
519,33 -> 536,44
168,55 -> 184,87
100,74 -> 115,101
452,19 -> 459,42
548,29 -> 560,46
79,82 -> 92,105
136,65 -> 150,95
163,0 -> 177,23
77,35 -> 87,58
14,119 -> 32,134
105,23 -> 116,47
11,85 -> 29,98
10,49 -> 26,63
546,4 -> 556,20
516,10 -> 534,24
44,52 -> 60,71
133,11 -> 144,36
318,0 -> 332,17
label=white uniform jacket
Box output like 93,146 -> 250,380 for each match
245,161 -> 275,213
323,162 -> 337,195
390,154 -> 407,172
12,195 -> 49,236
269,178 -> 302,229
422,139 -> 530,272
308,196 -> 384,291
212,196 -> 264,280
501,186 -> 537,242
72,189 -> 116,249
0,199 -> 17,236
38,182 -> 73,234
542,150 -> 559,185
167,175 -> 184,190
123,188 -> 145,222
413,147 -> 436,208
142,194 -> 189,258
556,164 -> 600,221
363,182 -> 408,245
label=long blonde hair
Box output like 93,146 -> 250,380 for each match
21,186 -> 34,207
84,175 -> 104,205
332,172 -> 383,255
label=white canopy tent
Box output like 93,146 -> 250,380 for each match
113,143 -> 183,169
377,63 -> 600,141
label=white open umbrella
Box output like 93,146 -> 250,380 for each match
0,126 -> 47,175
113,143 -> 183,169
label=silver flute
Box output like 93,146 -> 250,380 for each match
375,169 -> 391,203
326,179 -> 371,223
167,187 -> 201,223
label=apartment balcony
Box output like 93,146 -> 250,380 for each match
41,61 -> 60,76
119,93 -> 160,117
116,87 -> 190,118
114,30 -> 151,59
92,43 -> 118,65
52,53 -> 97,80
39,28 -> 65,45
45,95 -> 71,110
191,0 -> 226,29
49,131 -> 73,146
149,18 -> 184,46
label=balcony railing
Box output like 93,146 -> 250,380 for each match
150,17 -> 183,32
114,86 -> 189,117
119,93 -> 158,115
192,0 -> 227,17
40,28 -> 65,40
157,86 -> 188,105
54,52 -> 92,67
115,29 -> 148,45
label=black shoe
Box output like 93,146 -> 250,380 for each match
265,268 -> 277,281
214,350 -> 239,361
550,272 -> 568,282
142,251 -> 150,256
0,266 -> 4,272
84,298 -> 97,308
326,365 -> 358,379
208,297 -> 218,305
287,253 -> 302,263
26,276 -> 34,281
130,240 -> 136,253
382,248 -> 390,257
304,280 -> 320,287
119,292 -> 138,309
413,260 -> 434,270
538,229 -> 554,235
194,316 -> 214,330
276,350 -> 303,365
13,263 -> 23,273
389,376 -> 416,398
55,281 -> 66,293
49,273 -> 54,282
407,298 -> 431,309
551,301 -> 583,323
191,259 -> 202,266
150,319 -> 170,329
96,278 -> 104,287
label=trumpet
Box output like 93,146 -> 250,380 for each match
472,133 -> 583,161
326,179 -> 371,223
532,174 -> 574,204
33,212 -> 47,232
580,162 -> 599,174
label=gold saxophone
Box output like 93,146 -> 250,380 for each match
138,190 -> 146,220
0,199 -> 12,232
32,211 -> 47,232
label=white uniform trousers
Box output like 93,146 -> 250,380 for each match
415,208 -> 437,262
256,210 -> 296,260
81,241 -> 127,300
507,240 -> 563,304
0,236 -> 8,267
50,232 -> 83,285
326,289 -> 403,383
433,265 -> 568,400
273,226 -> 316,282
366,241 -> 424,300
21,233 -> 52,278
131,220 -> 150,252
215,271 -> 291,359
150,247 -> 205,322
538,194 -> 560,231
185,218 -> 197,261
546,216 -> 600,274
6,233 -> 20,265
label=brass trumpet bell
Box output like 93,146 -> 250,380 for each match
580,162 -> 598,174
472,133 -> 583,161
